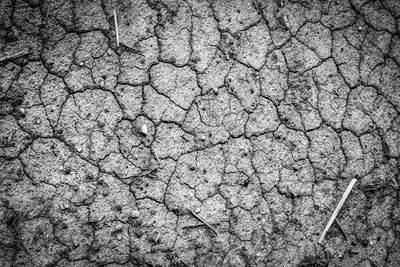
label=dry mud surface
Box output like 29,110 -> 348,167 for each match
1,0 -> 400,266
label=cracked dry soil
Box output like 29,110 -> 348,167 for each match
0,0 -> 400,266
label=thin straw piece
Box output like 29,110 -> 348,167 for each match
318,178 -> 357,243
113,9 -> 119,48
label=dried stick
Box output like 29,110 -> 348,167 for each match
155,232 -> 161,243
252,234 -> 261,256
222,246 -> 240,265
152,148 -> 161,165
7,129 -> 15,144
318,178 -> 357,243
46,6 -> 50,22
0,49 -> 30,62
182,222 -> 220,229
113,9 -> 119,48
283,15 -> 289,29
188,209 -> 218,236
335,218 -> 348,241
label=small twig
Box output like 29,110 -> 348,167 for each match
283,14 -> 289,29
188,209 -> 218,236
124,166 -> 158,181
361,182 -> 387,192
327,0 -> 332,9
390,176 -> 399,189
7,129 -> 15,144
26,145 -> 31,158
172,252 -> 188,266
46,6 -> 50,22
179,258 -> 189,266
132,167 -> 157,179
222,245 -> 239,265
325,0 -> 333,14
152,148 -> 161,165
335,218 -> 348,241
252,234 -> 261,257
142,166 -> 157,176
113,9 -> 119,48
0,49 -> 30,62
319,178 -> 357,243
172,253 -> 177,265
182,222 -> 220,229
155,231 -> 161,243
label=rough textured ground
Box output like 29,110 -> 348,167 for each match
0,0 -> 400,266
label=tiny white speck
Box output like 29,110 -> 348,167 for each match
141,124 -> 148,135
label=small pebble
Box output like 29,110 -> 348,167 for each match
195,207 -> 201,214
200,135 -> 206,141
131,210 -> 140,218
100,80 -> 105,87
117,235 -> 122,241
19,107 -> 26,115
141,124 -> 148,135
34,118 -> 41,125
358,26 -> 362,31
77,147 -> 82,152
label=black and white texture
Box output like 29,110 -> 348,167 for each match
0,0 -> 400,266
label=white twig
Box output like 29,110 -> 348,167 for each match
318,178 -> 357,243
26,146 -> 31,158
188,209 -> 218,236
335,218 -> 348,240
113,9 -> 119,48
252,234 -> 261,256
222,246 -> 239,265
155,231 -> 160,243
283,15 -> 289,29
152,148 -> 161,165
